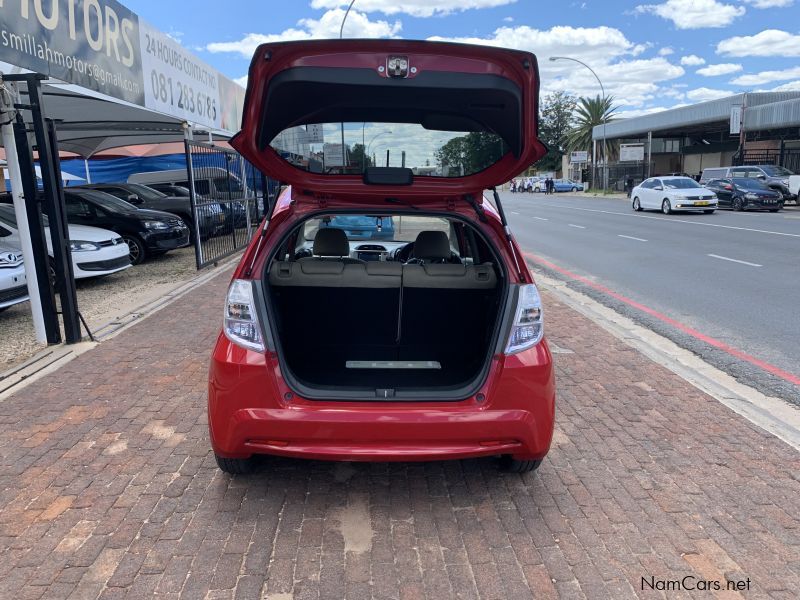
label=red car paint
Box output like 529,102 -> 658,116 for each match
208,40 -> 555,465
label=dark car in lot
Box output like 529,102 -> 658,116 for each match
62,188 -> 189,264
79,183 -> 225,240
705,177 -> 784,212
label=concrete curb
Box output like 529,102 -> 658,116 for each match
537,272 -> 800,453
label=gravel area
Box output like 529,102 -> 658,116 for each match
0,246 -> 204,371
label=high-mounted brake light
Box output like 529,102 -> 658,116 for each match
505,284 -> 544,354
223,279 -> 265,352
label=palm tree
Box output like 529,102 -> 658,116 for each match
564,95 -> 618,163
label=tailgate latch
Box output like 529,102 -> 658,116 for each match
376,388 -> 395,399
387,56 -> 409,78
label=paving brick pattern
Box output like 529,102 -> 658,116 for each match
0,271 -> 798,599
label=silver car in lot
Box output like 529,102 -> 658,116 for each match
0,242 -> 28,311
0,205 -> 131,279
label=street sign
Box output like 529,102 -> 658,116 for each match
620,144 -> 645,162
730,105 -> 742,135
570,151 -> 588,163
323,143 -> 345,167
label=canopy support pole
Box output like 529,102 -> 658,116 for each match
0,76 -> 47,343
83,158 -> 91,183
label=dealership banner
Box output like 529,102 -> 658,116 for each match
0,0 -> 243,133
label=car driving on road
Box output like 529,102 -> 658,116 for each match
631,176 -> 718,214
207,39 -> 555,476
704,177 -> 784,212
0,204 -> 131,279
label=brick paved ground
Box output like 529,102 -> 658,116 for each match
0,270 -> 798,600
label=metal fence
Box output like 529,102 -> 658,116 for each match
734,148 -> 800,174
184,140 -> 272,269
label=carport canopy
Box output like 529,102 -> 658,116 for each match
0,79 -> 231,157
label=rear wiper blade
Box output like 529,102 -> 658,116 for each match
385,197 -> 419,210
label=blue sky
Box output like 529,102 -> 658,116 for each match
125,0 -> 800,117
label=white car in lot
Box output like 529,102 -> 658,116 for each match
0,205 -> 131,279
631,176 -> 718,214
0,242 -> 28,310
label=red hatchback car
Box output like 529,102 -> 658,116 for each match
208,40 -> 555,474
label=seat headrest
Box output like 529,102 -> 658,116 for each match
414,231 -> 451,260
313,228 -> 350,257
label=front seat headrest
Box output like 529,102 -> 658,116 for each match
414,230 -> 451,260
313,227 -> 350,257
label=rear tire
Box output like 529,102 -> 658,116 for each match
732,197 -> 744,212
498,455 -> 542,473
215,454 -> 254,475
632,197 -> 642,211
661,199 -> 672,215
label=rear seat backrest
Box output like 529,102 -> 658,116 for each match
269,260 -> 402,353
399,263 -> 498,358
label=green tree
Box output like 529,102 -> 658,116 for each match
435,132 -> 504,176
348,143 -> 373,171
537,91 -> 577,171
564,95 -> 618,164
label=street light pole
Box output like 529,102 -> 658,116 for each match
366,131 -> 393,161
550,56 -> 607,191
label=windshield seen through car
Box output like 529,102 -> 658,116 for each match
732,177 -> 770,190
303,215 -> 450,243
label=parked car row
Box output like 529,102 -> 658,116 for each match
631,175 -> 785,214
510,177 -> 584,193
699,165 -> 797,202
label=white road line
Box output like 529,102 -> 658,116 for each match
618,234 -> 648,242
509,211 -> 520,215
533,216 -> 549,221
707,254 -> 763,267
532,202 -> 800,238
568,224 -> 586,229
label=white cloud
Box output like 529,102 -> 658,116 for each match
234,75 -> 248,88
743,0 -> 793,8
428,25 -> 684,108
717,29 -> 800,57
685,87 -> 733,102
503,16 -> 514,22
635,0 -> 745,29
731,65 -> 800,86
768,80 -> 800,91
206,9 -> 401,57
680,54 -> 706,65
696,63 -> 742,76
310,0 -> 517,17
658,47 -> 674,56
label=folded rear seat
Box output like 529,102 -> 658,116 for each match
269,261 -> 403,369
399,263 -> 498,363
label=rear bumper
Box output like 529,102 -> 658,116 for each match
208,338 -> 556,463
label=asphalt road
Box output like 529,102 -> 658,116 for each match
500,191 -> 800,403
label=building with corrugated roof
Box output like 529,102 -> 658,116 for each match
588,92 -> 800,189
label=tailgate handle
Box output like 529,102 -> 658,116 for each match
376,388 -> 395,398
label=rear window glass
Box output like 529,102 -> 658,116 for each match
662,178 -> 701,189
302,215 -> 450,243
272,122 -> 506,178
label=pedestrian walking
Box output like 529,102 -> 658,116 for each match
625,176 -> 634,198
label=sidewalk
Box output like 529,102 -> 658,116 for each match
0,269 -> 798,599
